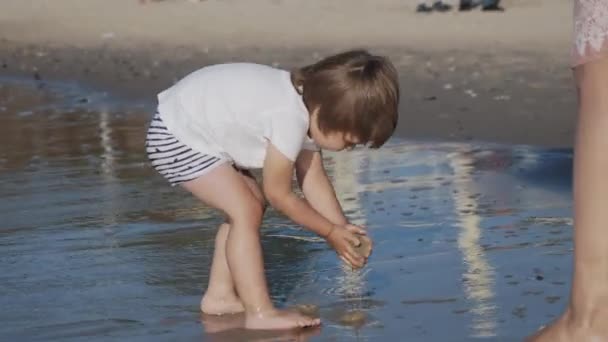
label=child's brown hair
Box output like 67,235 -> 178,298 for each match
291,49 -> 399,148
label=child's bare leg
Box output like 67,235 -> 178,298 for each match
528,59 -> 608,341
199,171 -> 264,315
200,222 -> 244,315
182,164 -> 320,330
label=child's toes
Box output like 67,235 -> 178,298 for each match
299,318 -> 312,327
307,318 -> 321,327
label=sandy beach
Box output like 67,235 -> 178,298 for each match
1,0 -> 576,146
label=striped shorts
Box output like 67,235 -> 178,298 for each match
145,113 -> 226,186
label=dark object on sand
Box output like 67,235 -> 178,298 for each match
416,1 -> 452,13
459,0 -> 479,11
481,0 -> 504,12
416,3 -> 433,13
432,1 -> 452,12
459,0 -> 503,11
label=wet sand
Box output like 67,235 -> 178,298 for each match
0,78 -> 574,341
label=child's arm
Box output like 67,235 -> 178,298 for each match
295,150 -> 373,262
294,150 -> 348,226
263,144 -> 365,268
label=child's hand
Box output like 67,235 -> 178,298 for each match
325,224 -> 372,269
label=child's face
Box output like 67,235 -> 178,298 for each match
309,108 -> 361,151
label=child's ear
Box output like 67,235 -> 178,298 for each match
345,132 -> 362,144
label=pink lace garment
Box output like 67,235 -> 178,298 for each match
572,0 -> 608,67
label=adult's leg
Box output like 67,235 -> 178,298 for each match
528,58 -> 608,341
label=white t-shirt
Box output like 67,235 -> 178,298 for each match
157,63 -> 318,169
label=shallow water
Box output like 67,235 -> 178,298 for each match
0,78 -> 574,341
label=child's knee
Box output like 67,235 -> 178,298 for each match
229,200 -> 264,227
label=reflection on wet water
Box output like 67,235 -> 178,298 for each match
450,152 -> 497,338
0,79 -> 574,341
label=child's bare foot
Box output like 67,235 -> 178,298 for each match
201,294 -> 245,315
245,309 -> 321,330
527,309 -> 608,342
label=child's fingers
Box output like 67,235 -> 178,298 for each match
339,255 -> 351,267
348,252 -> 365,268
345,234 -> 362,248
341,253 -> 361,268
342,252 -> 360,268
344,245 -> 365,267
346,224 -> 367,235
344,241 -> 361,258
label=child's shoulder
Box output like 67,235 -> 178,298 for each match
197,62 -> 285,76
179,62 -> 289,88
